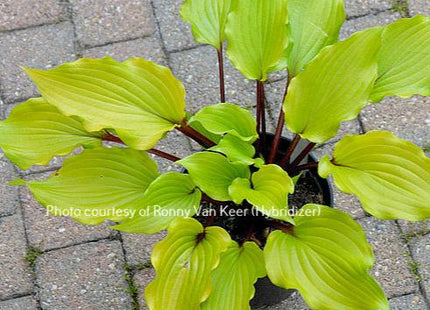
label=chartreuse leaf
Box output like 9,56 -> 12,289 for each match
24,57 -> 186,150
209,134 -> 264,167
265,204 -> 389,310
225,0 -> 288,81
146,218 -> 231,310
178,152 -> 250,201
201,241 -> 266,310
284,27 -> 382,144
15,148 -> 159,225
371,15 -> 430,102
0,98 -> 102,170
180,0 -> 237,50
286,0 -> 346,76
229,165 -> 294,223
188,103 -> 258,142
319,131 -> 430,221
112,173 -> 202,234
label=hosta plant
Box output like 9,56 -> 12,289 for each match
1,0 -> 429,309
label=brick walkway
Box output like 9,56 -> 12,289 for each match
0,1 -> 429,309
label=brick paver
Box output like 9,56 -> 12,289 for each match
0,214 -> 33,300
0,23 -> 75,104
70,0 -> 155,48
0,0 -> 66,31
36,240 -> 132,309
0,160 -> 19,217
0,296 -> 38,310
0,1 -> 429,309
410,0 -> 430,15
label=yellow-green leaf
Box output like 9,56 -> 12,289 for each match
188,103 -> 258,143
284,27 -> 382,143
265,204 -> 389,310
180,0 -> 237,49
146,218 -> 231,310
24,57 -> 186,150
209,134 -> 264,166
16,147 -> 159,225
371,15 -> 430,102
286,0 -> 346,76
225,0 -> 288,81
113,173 -> 202,234
228,165 -> 294,223
178,152 -> 250,201
319,131 -> 430,221
0,98 -> 102,170
201,241 -> 266,310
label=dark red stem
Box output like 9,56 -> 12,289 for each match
217,43 -> 226,103
292,162 -> 319,172
102,132 -> 180,162
268,75 -> 292,164
268,221 -> 294,234
256,81 -> 266,152
289,142 -> 316,169
280,134 -> 300,167
177,120 -> 216,148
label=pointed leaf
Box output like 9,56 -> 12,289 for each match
24,57 -> 186,150
178,152 -> 250,201
209,134 -> 263,166
286,0 -> 345,76
188,103 -> 258,143
229,165 -> 294,223
180,0 -> 237,49
18,147 -> 159,225
265,204 -> 389,310
0,98 -> 102,170
201,241 -> 266,310
284,27 -> 382,143
371,15 -> 430,102
225,0 -> 288,81
319,131 -> 430,221
113,172 -> 202,234
146,218 -> 231,310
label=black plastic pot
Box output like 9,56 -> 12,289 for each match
250,134 -> 333,308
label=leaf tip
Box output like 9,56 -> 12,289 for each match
317,155 -> 333,179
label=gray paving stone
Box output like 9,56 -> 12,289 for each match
389,293 -> 427,309
0,296 -> 38,310
399,220 -> 430,236
361,96 -> 430,149
359,217 -> 418,298
152,0 -> 200,52
170,45 -> 255,114
134,267 -> 155,310
264,79 -> 362,144
344,0 -> 392,18
0,23 -> 75,104
122,231 -> 166,267
0,214 -> 33,300
0,0 -> 66,31
260,291 -> 309,310
20,172 -> 115,252
153,131 -> 193,172
410,233 -> 430,298
340,11 -> 401,40
70,0 -> 156,48
36,240 -> 131,310
83,36 -> 167,65
0,160 -> 20,217
410,0 -> 430,16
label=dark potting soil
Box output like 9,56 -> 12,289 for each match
194,170 -> 324,245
